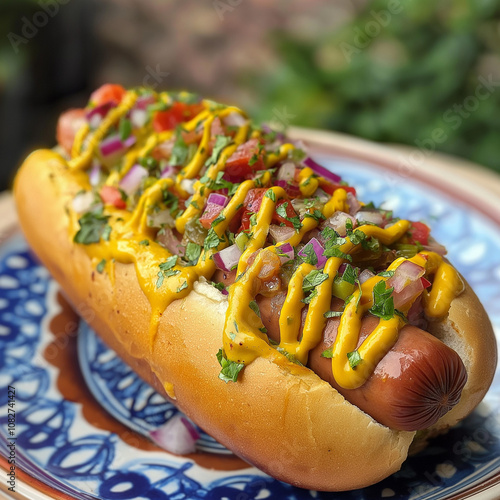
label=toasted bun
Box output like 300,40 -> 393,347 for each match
14,149 -> 496,491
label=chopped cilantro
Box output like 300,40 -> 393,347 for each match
96,259 -> 106,274
378,270 -> 395,278
204,228 -> 222,252
248,153 -> 259,166
298,243 -> 318,266
304,209 -> 325,222
289,148 -> 307,162
216,349 -> 244,383
211,214 -> 226,227
249,300 -> 261,317
265,189 -> 276,202
74,209 -> 111,245
185,242 -> 201,265
205,135 -> 232,167
303,270 -> 328,293
347,350 -> 363,369
177,281 -> 188,293
249,214 -> 258,227
169,127 -> 189,166
369,280 -> 395,320
324,310 -> 343,318
159,255 -> 178,271
210,281 -> 225,291
139,239 -> 150,246
341,264 -> 358,285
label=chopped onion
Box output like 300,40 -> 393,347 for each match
89,162 -> 102,187
359,269 -> 375,284
136,94 -> 157,109
160,164 -> 175,179
223,112 -> 247,127
130,108 -> 148,128
269,224 -> 295,243
213,244 -> 242,272
149,415 -> 199,455
312,188 -> 330,203
356,211 -> 384,226
277,162 -> 295,182
392,278 -> 424,310
207,193 -> 229,207
387,260 -> 425,293
100,133 -> 136,157
299,238 -> 327,268
323,211 -> 355,236
157,228 -> 185,256
180,179 -> 196,195
119,164 -> 148,195
86,102 -> 115,127
347,192 -> 361,216
304,157 -> 341,183
276,243 -> 294,264
148,210 -> 175,229
72,191 -> 95,214
276,180 -> 301,198
424,238 -> 447,256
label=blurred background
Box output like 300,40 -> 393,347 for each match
1,0 -> 500,192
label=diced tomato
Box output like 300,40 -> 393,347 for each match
56,108 -> 87,155
100,186 -> 126,209
321,181 -> 356,197
210,117 -> 224,138
90,84 -> 126,107
199,202 -> 224,229
421,277 -> 432,289
239,188 -> 298,232
224,139 -> 265,179
409,221 -> 430,246
152,102 -> 205,132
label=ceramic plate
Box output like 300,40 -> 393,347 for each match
1,133 -> 500,499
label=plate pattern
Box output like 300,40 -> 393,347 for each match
1,156 -> 500,499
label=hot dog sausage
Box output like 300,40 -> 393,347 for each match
256,292 -> 467,431
213,270 -> 468,432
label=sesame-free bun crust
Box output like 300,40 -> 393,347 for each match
13,149 -> 496,491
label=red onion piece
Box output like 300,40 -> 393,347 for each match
304,157 -> 341,183
161,164 -> 175,179
100,133 -> 136,157
392,278 -> 424,310
387,260 -> 425,293
299,237 -> 327,268
424,238 -> 447,256
119,164 -> 148,195
157,228 -> 185,257
276,242 -> 294,264
136,94 -> 156,109
86,101 -> 116,126
213,244 -> 242,272
277,180 -> 301,198
149,415 -> 199,455
269,224 -> 295,243
223,112 -> 247,127
277,162 -> 295,182
359,269 -> 375,284
347,192 -> 361,216
356,211 -> 384,226
323,211 -> 355,237
207,193 -> 229,207
89,161 -> 101,187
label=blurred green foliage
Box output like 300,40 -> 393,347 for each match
247,0 -> 500,172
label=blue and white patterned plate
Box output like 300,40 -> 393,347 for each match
1,141 -> 500,500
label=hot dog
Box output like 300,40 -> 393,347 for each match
14,84 -> 497,491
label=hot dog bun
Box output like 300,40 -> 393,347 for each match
14,147 -> 496,491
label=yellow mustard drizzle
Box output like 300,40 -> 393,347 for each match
68,88 -> 464,388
